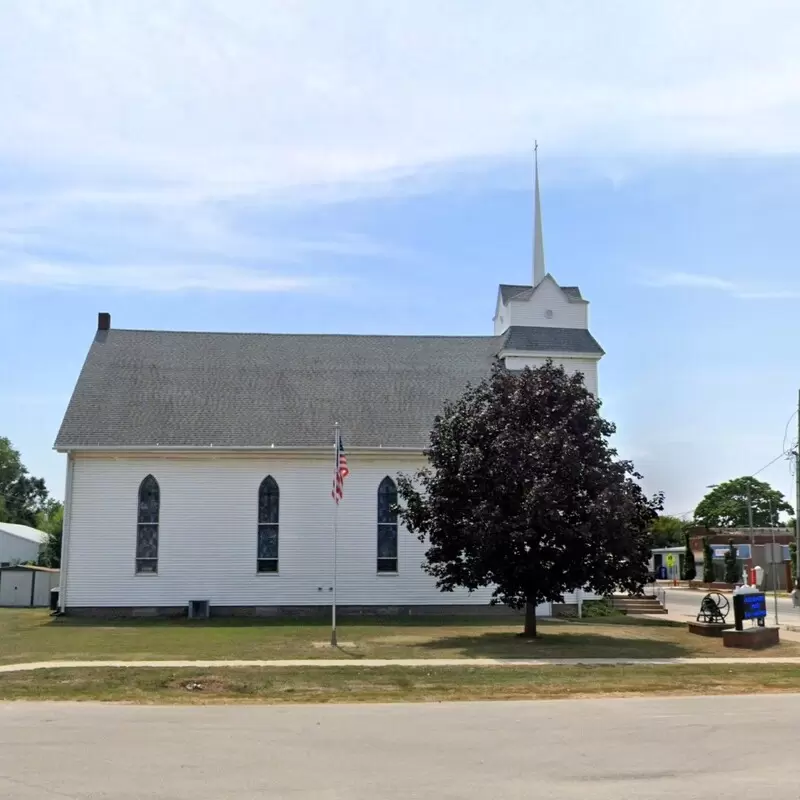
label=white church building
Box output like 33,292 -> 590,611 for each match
55,165 -> 604,617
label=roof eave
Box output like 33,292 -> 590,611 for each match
53,444 -> 427,455
499,348 -> 605,358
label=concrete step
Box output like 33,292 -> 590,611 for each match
611,596 -> 668,615
619,608 -> 669,615
612,600 -> 661,606
612,599 -> 665,606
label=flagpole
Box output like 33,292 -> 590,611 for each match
331,422 -> 339,647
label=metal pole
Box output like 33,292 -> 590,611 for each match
795,389 -> 800,591
331,423 -> 339,647
746,479 -> 754,544
770,499 -> 779,626
331,502 -> 339,647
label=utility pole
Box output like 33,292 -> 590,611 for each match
795,389 -> 800,589
745,478 -> 755,586
770,498 -> 779,626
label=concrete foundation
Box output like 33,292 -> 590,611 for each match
64,604 -> 524,620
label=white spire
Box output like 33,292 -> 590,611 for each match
533,141 -> 545,286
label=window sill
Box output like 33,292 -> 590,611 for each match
134,572 -> 159,577
376,571 -> 399,576
256,572 -> 280,577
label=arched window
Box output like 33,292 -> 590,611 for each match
377,476 -> 398,573
257,476 -> 279,573
136,475 -> 159,574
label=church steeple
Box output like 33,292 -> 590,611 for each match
533,141 -> 545,286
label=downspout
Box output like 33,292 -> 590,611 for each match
58,453 -> 75,614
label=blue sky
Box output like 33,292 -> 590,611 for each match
1,0 -> 799,517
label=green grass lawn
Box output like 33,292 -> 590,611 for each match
2,608 -> 798,665
3,663 -> 800,704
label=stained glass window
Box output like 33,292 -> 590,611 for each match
377,476 -> 398,573
136,475 -> 159,574
258,476 -> 279,573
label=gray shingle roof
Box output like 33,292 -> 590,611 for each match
55,326 -> 602,450
499,282 -> 585,303
502,326 -> 604,355
499,284 -> 531,303
560,286 -> 584,301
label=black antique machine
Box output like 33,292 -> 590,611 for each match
696,592 -> 730,624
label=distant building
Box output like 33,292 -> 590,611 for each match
687,527 -> 795,556
0,523 -> 47,567
0,565 -> 60,607
687,527 -> 794,588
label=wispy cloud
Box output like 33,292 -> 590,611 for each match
642,271 -> 800,299
0,188 -> 407,292
0,261 -> 334,293
2,1 -> 800,192
2,1 -> 800,292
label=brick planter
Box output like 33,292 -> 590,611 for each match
687,621 -> 733,637
722,627 -> 780,649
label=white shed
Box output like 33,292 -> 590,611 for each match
0,523 -> 47,566
0,565 -> 60,607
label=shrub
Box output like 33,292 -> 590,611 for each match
681,531 -> 696,581
582,598 -> 620,618
723,539 -> 740,584
702,537 -> 714,583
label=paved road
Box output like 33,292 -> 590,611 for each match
664,586 -> 798,626
2,695 -> 800,799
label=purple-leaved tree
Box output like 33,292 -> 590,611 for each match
397,360 -> 662,636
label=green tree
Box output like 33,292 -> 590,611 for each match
648,515 -> 686,548
681,532 -> 696,581
723,539 -> 740,584
36,499 -> 64,568
694,477 -> 793,528
396,361 -> 662,637
702,537 -> 715,584
0,437 -> 49,527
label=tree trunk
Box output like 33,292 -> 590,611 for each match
524,601 -> 537,637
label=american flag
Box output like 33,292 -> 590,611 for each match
331,430 -> 349,504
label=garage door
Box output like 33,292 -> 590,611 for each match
0,571 -> 33,607
32,572 -> 56,607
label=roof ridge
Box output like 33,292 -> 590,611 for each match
109,328 -> 505,341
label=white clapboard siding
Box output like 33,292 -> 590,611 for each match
66,453 -> 554,614
506,280 -> 588,330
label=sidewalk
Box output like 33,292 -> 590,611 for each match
4,656 -> 800,674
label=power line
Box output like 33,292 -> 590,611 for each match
674,449 -> 793,522
752,451 -> 792,478
783,410 -> 798,455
